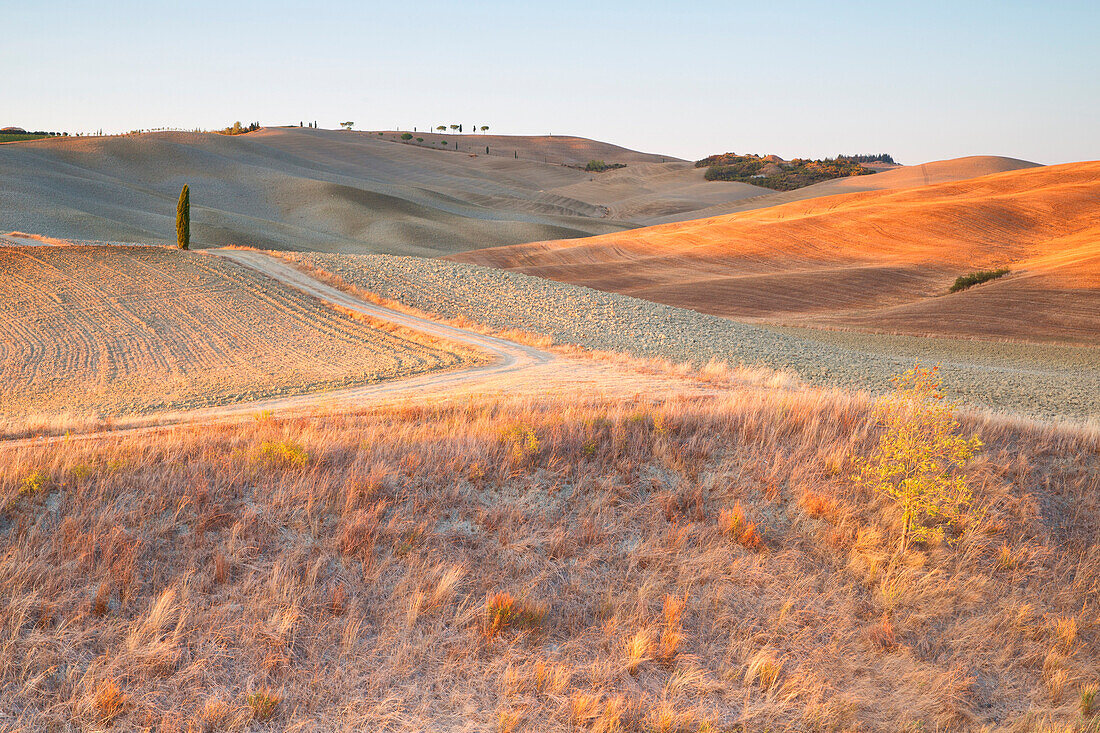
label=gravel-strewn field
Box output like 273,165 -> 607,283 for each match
0,246 -> 482,428
282,252 -> 1100,421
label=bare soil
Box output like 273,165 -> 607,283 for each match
0,246 -> 483,430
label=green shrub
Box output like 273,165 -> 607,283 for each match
500,425 -> 540,462
697,152 -> 875,190
949,268 -> 1010,293
257,441 -> 310,468
19,470 -> 47,498
401,132 -> 413,140
854,364 -> 981,552
416,137 -> 424,142
246,689 -> 281,721
1081,683 -> 1097,717
585,160 -> 626,173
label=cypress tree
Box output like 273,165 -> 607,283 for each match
176,184 -> 190,250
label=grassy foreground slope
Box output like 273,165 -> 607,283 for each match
452,162 -> 1100,344
1,387 -> 1097,730
0,246 -> 480,431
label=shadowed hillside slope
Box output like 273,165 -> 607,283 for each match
451,162 -> 1100,344
0,129 -> 1041,254
0,128 -> 774,254
371,130 -> 683,166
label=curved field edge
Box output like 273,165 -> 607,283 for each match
1,388 -> 1097,730
265,251 -> 1100,423
0,246 -> 489,436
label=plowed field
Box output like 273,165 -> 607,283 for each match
0,246 -> 480,428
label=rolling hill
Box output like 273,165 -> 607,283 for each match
451,161 -> 1100,344
0,128 -> 773,255
0,128 -> 1040,255
647,155 -> 1041,224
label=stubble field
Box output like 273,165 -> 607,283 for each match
0,246 -> 482,433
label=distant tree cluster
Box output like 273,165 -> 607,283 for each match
216,121 -> 260,135
949,268 -> 1010,293
0,126 -> 69,142
1,127 -> 63,136
696,152 -> 877,190
585,160 -> 627,173
837,153 -> 897,165
430,124 -> 490,134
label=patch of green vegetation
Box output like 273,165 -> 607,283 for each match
19,470 -> 48,498
837,153 -> 896,164
585,160 -> 627,173
216,121 -> 260,135
256,440 -> 310,468
949,268 -> 1010,293
696,152 -> 877,190
0,133 -> 54,143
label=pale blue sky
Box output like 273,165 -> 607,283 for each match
4,0 -> 1097,164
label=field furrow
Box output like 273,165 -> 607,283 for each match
0,245 -> 486,430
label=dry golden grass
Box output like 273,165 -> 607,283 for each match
1,382 -> 1097,731
0,246 -> 485,434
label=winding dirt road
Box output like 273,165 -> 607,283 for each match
217,248 -> 555,381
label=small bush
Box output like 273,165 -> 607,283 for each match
854,364 -> 981,552
949,268 -> 1010,292
657,594 -> 685,665
484,592 -> 544,638
500,425 -> 540,462
416,137 -> 424,143
89,680 -> 129,725
625,628 -> 654,674
719,503 -> 764,550
246,689 -> 281,721
799,489 -> 835,518
18,470 -> 47,498
1082,684 -> 1098,717
257,440 -> 310,468
401,133 -> 413,140
585,160 -> 626,173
